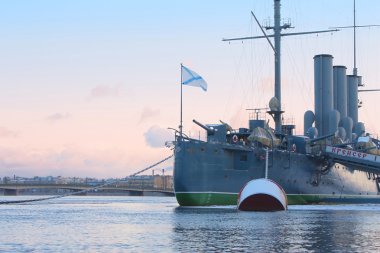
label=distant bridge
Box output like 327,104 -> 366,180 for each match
0,183 -> 174,196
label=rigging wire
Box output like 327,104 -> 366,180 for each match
0,154 -> 174,205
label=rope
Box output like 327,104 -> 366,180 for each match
0,154 -> 174,205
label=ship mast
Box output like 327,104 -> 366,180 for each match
273,0 -> 282,134
264,0 -> 286,134
223,0 -> 337,134
353,0 -> 357,76
329,0 -> 380,92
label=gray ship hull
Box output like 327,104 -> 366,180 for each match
174,139 -> 380,206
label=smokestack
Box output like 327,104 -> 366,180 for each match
314,54 -> 333,136
333,66 -> 348,118
347,75 -> 359,125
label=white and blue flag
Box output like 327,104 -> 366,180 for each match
181,65 -> 207,91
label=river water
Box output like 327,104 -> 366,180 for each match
1,196 -> 380,252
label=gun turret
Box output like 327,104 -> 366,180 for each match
193,119 -> 215,135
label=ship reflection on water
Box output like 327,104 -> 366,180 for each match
172,205 -> 380,252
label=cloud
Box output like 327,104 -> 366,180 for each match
46,113 -> 71,123
0,146 -> 131,178
89,84 -> 124,99
144,125 -> 174,148
0,127 -> 18,138
139,107 -> 160,124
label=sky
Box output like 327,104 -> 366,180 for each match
1,0 -> 380,178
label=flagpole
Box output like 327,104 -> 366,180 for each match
180,63 -> 183,137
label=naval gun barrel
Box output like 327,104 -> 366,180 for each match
193,119 -> 214,134
309,132 -> 336,144
333,142 -> 356,148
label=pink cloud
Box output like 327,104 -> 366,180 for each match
0,146 -> 132,178
46,113 -> 71,123
89,84 -> 124,99
229,107 -> 246,129
139,107 -> 160,124
0,126 -> 18,138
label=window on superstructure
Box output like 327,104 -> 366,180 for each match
240,155 -> 247,161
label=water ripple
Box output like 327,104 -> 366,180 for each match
1,196 -> 380,252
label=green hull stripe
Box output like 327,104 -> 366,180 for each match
175,192 -> 237,206
175,192 -> 380,206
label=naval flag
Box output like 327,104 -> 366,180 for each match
181,65 -> 207,91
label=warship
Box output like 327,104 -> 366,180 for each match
172,0 -> 380,205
